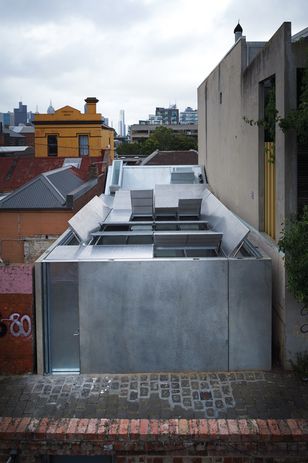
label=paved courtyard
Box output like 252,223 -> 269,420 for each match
0,370 -> 307,420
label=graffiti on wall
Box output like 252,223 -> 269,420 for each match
0,312 -> 32,338
300,305 -> 308,334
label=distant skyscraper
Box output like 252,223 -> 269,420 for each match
179,107 -> 198,124
118,110 -> 126,137
14,101 -> 27,125
0,112 -> 11,128
102,116 -> 109,126
155,104 -> 179,124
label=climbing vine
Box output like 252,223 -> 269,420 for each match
278,206 -> 308,334
243,67 -> 308,145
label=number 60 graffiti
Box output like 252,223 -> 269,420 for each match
0,313 -> 32,338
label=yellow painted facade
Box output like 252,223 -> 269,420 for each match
34,98 -> 114,161
264,142 -> 276,240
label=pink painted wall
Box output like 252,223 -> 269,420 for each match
0,265 -> 33,294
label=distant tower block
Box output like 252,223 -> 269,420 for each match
118,109 -> 126,137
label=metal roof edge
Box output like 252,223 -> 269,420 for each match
141,149 -> 159,165
66,178 -> 97,200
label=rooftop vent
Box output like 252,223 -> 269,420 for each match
234,21 -> 243,42
171,167 -> 195,184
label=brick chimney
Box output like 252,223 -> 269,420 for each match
88,163 -> 99,179
84,97 -> 99,114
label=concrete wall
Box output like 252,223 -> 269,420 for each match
198,22 -> 308,367
198,23 -> 298,237
74,258 -> 270,373
198,38 -> 260,230
248,226 -> 307,368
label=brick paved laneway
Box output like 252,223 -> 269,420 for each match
0,370 -> 307,420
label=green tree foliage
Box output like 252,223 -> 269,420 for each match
117,127 -> 198,157
143,127 -> 198,154
279,68 -> 308,144
278,206 -> 308,307
244,67 -> 308,144
116,142 -> 142,156
147,126 -> 174,151
142,126 -> 197,156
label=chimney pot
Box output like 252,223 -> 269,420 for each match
84,97 -> 99,114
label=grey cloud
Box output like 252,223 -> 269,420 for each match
0,0 -> 307,127
0,0 -> 162,30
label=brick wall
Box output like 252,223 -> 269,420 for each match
0,211 -> 72,264
23,237 -> 57,264
0,418 -> 307,462
0,265 -> 33,374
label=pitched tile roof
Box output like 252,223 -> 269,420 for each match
141,150 -> 198,165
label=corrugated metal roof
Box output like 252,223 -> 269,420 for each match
0,156 -> 105,192
46,168 -> 83,197
0,167 -> 86,209
0,146 -> 28,152
10,125 -> 34,133
0,175 -> 65,209
2,129 -> 24,137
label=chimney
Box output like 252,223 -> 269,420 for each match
84,97 -> 99,115
88,163 -> 99,179
234,22 -> 243,43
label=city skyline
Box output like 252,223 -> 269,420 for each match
1,100 -> 199,131
0,0 -> 307,126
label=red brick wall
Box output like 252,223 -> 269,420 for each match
0,418 -> 307,462
0,265 -> 33,374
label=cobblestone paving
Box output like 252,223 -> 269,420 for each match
0,370 -> 307,419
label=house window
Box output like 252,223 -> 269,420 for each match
47,135 -> 58,156
79,135 -> 89,156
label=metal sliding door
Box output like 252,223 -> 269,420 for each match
47,262 -> 80,373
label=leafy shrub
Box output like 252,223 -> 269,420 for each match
278,206 -> 308,307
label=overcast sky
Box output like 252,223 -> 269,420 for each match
0,0 -> 307,129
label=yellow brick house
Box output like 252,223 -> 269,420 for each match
34,97 -> 114,161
